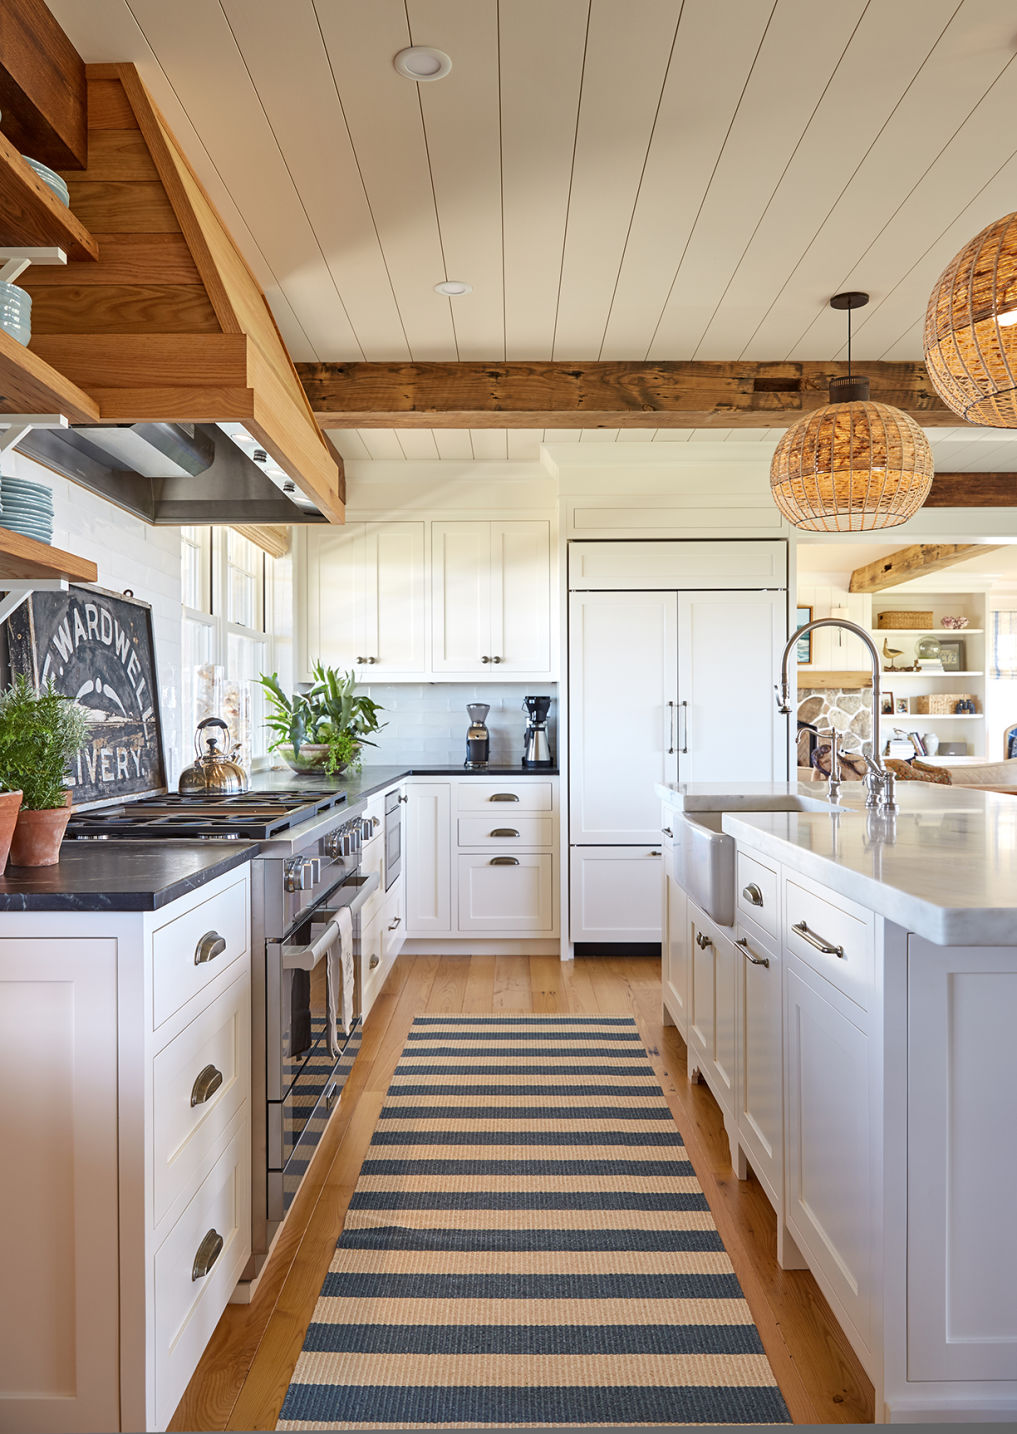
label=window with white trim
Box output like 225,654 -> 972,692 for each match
991,609 -> 1017,679
181,527 -> 290,767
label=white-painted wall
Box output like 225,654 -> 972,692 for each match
5,450 -> 185,784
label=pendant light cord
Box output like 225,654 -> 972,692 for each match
846,306 -> 852,381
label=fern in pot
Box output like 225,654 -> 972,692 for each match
0,676 -> 90,866
258,664 -> 385,776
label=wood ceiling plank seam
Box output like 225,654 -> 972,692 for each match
214,0 -> 370,362
469,429 -> 509,461
781,26 -> 1017,359
551,0 -> 684,358
325,428 -> 373,463
646,0 -> 869,362
500,0 -> 590,359
598,0 -> 777,358
692,0 -> 963,361
395,429 -> 441,461
312,0 -> 457,359
505,428 -> 543,461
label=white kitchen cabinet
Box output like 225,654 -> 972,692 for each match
568,539 -> 788,590
661,848 -> 689,1037
303,521 -> 426,678
569,590 -> 679,844
404,782 -> 453,936
686,901 -> 737,1123
569,845 -> 665,943
0,865 -> 253,1433
431,519 -> 552,676
784,957 -> 874,1364
457,852 -> 555,933
733,915 -> 782,1210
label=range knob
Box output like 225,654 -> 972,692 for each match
284,857 -> 311,892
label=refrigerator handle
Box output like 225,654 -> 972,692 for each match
667,700 -> 676,755
678,699 -> 689,755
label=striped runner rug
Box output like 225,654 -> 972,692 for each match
277,1014 -> 790,1428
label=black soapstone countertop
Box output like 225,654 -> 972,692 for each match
0,840 -> 258,912
256,763 -> 559,806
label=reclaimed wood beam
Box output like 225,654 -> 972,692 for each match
849,544 -> 1004,594
0,0 -> 87,168
297,359 -> 958,428
926,472 -> 1017,506
796,670 -> 873,689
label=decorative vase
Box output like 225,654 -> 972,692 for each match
278,743 -> 349,776
924,732 -> 940,756
0,789 -> 23,868
9,792 -> 72,867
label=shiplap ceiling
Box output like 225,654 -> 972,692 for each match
50,0 -> 1017,465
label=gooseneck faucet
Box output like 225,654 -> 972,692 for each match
776,616 -> 897,812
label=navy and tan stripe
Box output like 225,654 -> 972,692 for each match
277,1014 -> 789,1429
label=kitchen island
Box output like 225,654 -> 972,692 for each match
659,779 -> 1017,1424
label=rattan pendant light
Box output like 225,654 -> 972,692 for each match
769,292 -> 934,531
924,211 -> 1017,425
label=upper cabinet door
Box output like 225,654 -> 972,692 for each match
677,590 -> 788,784
569,540 -> 788,591
568,590 -> 679,843
432,520 -> 554,677
303,523 -> 364,679
359,522 -> 426,675
490,520 -> 551,674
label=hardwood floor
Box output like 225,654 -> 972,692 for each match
170,953 -> 874,1430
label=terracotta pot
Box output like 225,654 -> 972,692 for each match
9,792 -> 72,867
0,789 -> 23,869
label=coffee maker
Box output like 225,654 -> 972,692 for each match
522,695 -> 553,768
465,703 -> 491,769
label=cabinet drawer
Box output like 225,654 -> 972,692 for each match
457,815 -> 554,848
381,880 -> 406,963
458,852 -> 555,933
784,876 -> 873,1011
570,846 -> 663,943
456,780 -> 554,813
737,849 -> 779,937
152,875 -> 249,1030
359,835 -> 385,929
360,908 -> 387,1018
152,972 -> 250,1231
153,1109 -> 251,1430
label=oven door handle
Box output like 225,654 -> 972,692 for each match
282,917 -> 341,973
317,871 -> 380,924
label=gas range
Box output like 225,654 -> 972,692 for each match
65,787 -> 349,841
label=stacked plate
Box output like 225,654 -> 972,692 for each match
0,478 -> 54,544
22,155 -> 69,207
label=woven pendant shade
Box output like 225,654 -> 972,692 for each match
769,397 -> 934,532
924,211 -> 1017,426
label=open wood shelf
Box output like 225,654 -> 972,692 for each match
872,628 -> 983,636
0,131 -> 98,262
0,526 -> 97,583
0,324 -> 98,421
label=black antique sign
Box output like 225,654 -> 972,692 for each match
6,584 -> 167,805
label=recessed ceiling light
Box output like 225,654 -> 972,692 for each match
394,46 -> 452,81
434,279 -> 472,296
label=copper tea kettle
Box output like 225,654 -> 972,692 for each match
178,717 -> 250,795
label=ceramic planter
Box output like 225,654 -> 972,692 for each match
0,789 -> 23,868
9,792 -> 72,867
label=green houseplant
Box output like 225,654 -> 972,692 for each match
257,663 -> 385,776
0,675 -> 90,866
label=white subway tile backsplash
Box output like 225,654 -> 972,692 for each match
360,681 -> 558,766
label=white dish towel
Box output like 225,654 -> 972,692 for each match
326,903 -> 355,1058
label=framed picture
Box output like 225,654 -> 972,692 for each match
938,638 -> 966,673
795,605 -> 813,665
896,698 -> 909,715
880,692 -> 895,715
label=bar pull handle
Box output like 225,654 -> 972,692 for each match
678,699 -> 689,754
490,856 -> 519,865
667,700 -> 675,755
325,1082 -> 339,1111
192,1229 -> 224,1282
194,930 -> 226,966
490,828 -> 520,838
489,793 -> 520,802
661,826 -> 673,837
388,916 -> 402,931
736,937 -> 770,968
791,920 -> 845,959
742,883 -> 764,907
190,1064 -> 223,1107
695,930 -> 712,950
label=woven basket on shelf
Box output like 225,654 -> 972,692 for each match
877,610 -> 933,629
911,693 -> 980,715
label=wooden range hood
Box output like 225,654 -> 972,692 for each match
19,62 -> 343,523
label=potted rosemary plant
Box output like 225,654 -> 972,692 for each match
0,675 -> 90,866
257,663 -> 385,776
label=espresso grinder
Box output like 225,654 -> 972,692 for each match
522,695 -> 553,768
465,703 -> 491,769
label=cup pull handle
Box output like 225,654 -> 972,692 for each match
792,920 -> 845,958
489,793 -> 520,802
490,856 -> 520,865
661,826 -> 673,837
194,930 -> 226,966
190,1063 -> 223,1107
742,883 -> 764,907
192,1228 -> 224,1282
369,953 -> 380,969
736,937 -> 770,968
491,828 -> 520,837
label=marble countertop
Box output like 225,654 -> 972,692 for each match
659,779 -> 1017,945
0,841 -> 258,912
